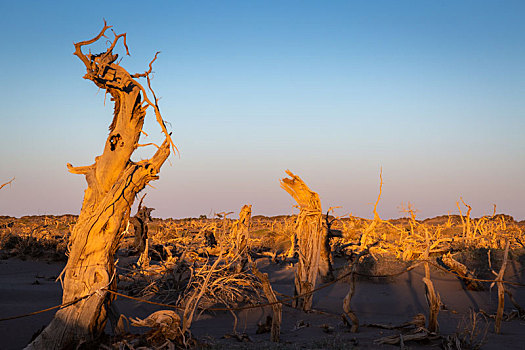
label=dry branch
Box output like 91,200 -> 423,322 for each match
342,242 -> 378,332
441,252 -> 483,291
359,169 -> 382,247
0,177 -> 15,190
422,233 -> 441,333
182,251 -> 223,335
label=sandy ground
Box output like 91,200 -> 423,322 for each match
1,257 -> 524,349
0,259 -> 64,349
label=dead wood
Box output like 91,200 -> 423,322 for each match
504,288 -> 525,316
374,315 -> 438,346
251,262 -> 282,342
0,177 -> 15,190
444,310 -> 488,350
458,198 -> 473,239
359,169 -> 382,248
375,328 -> 440,345
365,313 -> 426,330
172,246 -> 261,342
342,274 -> 359,332
422,233 -> 441,333
280,170 -> 327,311
342,242 -> 378,332
493,240 -> 510,334
26,22 -> 172,350
256,316 -> 273,334
130,195 -> 155,253
441,252 -> 483,291
137,236 -> 151,269
230,204 -> 252,257
182,251 -> 223,336
423,274 -> 441,333
130,310 -> 181,343
322,207 -> 341,281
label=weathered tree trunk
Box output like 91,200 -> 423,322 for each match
322,209 -> 342,282
280,170 -> 328,311
320,231 -> 333,281
286,231 -> 297,258
26,22 -> 174,349
230,204 -> 252,256
130,199 -> 155,253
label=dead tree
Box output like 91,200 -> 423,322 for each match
322,207 -> 343,281
131,197 -> 154,270
26,22 -> 174,349
130,195 -> 155,253
280,170 -> 328,311
230,204 -> 252,256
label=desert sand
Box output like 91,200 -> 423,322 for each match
1,231 -> 524,349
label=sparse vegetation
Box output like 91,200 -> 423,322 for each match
1,199 -> 524,348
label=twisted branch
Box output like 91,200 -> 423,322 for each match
0,178 -> 15,190
72,20 -> 178,157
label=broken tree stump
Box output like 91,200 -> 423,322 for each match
130,196 -> 155,253
280,170 -> 328,311
322,208 -> 342,282
230,204 -> 252,256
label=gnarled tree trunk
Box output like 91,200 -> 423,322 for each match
26,22 -> 174,349
280,170 -> 328,311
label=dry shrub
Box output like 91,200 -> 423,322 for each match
443,310 -> 488,350
0,232 -> 67,261
117,222 -> 263,345
177,251 -> 262,312
0,215 -> 73,261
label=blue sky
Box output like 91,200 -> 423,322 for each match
0,1 -> 524,219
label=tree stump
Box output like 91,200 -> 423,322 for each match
230,204 -> 252,256
280,170 -> 328,311
130,203 -> 155,253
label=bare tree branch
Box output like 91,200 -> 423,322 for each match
0,177 -> 15,190
73,19 -> 112,68
132,51 -> 160,79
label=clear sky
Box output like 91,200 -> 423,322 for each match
0,1 -> 524,220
